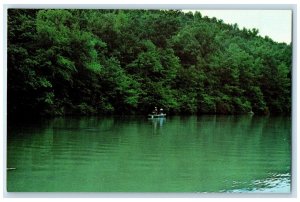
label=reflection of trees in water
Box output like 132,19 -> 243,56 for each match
153,115 -> 291,192
195,115 -> 291,192
7,115 -> 291,192
51,117 -> 119,150
51,116 -> 115,131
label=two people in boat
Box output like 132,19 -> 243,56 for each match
152,106 -> 164,115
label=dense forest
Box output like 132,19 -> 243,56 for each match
7,9 -> 292,117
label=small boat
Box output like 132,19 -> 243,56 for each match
148,113 -> 166,118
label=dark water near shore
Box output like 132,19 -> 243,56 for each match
7,115 -> 291,192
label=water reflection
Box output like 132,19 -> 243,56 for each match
7,115 -> 291,192
149,117 -> 166,128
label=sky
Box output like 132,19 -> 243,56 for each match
184,10 -> 292,44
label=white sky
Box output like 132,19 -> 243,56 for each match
185,10 -> 292,44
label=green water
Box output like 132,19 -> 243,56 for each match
7,115 -> 291,192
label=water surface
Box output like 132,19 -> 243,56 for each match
7,115 -> 291,192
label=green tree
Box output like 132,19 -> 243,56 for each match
7,9 -> 292,117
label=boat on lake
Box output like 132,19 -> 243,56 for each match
149,107 -> 166,118
148,113 -> 166,118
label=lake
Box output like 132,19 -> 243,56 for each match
7,115 -> 291,192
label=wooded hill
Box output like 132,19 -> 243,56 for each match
7,9 -> 292,117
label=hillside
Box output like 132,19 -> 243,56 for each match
7,9 -> 292,117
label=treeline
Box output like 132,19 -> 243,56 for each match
7,9 -> 291,117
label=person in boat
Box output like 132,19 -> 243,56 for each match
160,108 -> 163,115
154,107 -> 158,115
151,107 -> 158,115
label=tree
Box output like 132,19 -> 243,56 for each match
7,9 -> 292,117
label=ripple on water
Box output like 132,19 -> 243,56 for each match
226,173 -> 291,193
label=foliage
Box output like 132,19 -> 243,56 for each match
7,9 -> 292,117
